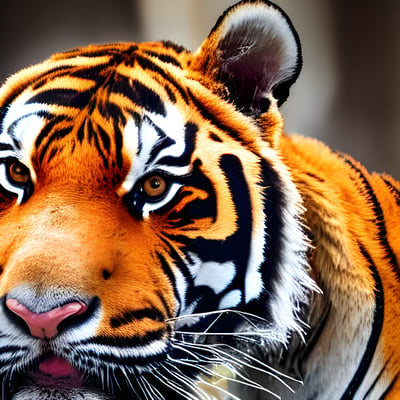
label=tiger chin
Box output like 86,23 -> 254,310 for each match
0,1 -> 399,399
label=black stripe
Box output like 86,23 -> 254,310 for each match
38,126 -> 73,163
158,236 -> 193,285
156,251 -> 181,315
209,132 -> 223,143
35,115 -> 67,149
112,76 -> 166,116
340,245 -> 384,400
378,374 -> 399,399
96,123 -> 111,154
155,122 -> 198,167
144,118 -> 176,168
343,157 -> 399,279
27,88 -> 92,108
135,54 -> 190,105
77,330 -> 165,349
155,289 -> 174,320
91,122 -> 109,169
144,50 -> 182,68
114,119 -> 124,170
305,171 -> 325,183
363,359 -> 390,399
110,308 -> 164,329
5,65 -> 76,102
382,177 -> 400,207
0,144 -> 14,152
186,89 -> 251,147
160,41 -> 187,55
164,84 -> 177,103
60,44 -> 138,60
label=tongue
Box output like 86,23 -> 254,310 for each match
39,355 -> 79,378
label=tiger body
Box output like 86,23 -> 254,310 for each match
279,135 -> 400,399
0,1 -> 399,399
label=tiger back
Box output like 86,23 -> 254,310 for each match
0,1 -> 399,399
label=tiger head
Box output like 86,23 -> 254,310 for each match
0,1 -> 316,399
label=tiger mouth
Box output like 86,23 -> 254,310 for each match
6,353 -> 86,394
4,352 -> 108,399
30,353 -> 83,388
6,351 -> 154,399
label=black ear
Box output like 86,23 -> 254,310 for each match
193,0 -> 302,114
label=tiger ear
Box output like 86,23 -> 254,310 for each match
192,0 -> 302,115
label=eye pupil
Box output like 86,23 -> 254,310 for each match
143,174 -> 167,198
150,178 -> 161,189
9,161 -> 30,184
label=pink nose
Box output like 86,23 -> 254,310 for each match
6,298 -> 87,339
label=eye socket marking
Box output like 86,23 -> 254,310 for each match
8,161 -> 31,185
127,172 -> 184,218
142,174 -> 168,199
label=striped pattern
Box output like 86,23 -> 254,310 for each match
0,1 -> 398,399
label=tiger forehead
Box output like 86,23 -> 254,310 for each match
1,41 -> 263,188
0,43 -> 190,168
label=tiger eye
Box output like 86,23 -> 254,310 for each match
8,161 -> 30,184
142,174 -> 168,198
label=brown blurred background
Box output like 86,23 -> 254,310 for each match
0,0 -> 398,178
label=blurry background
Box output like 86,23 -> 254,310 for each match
0,0 -> 398,177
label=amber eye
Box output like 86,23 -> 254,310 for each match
142,174 -> 168,198
8,161 -> 30,185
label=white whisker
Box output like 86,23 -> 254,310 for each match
153,369 -> 191,399
135,373 -> 153,400
169,355 -> 281,400
142,376 -> 166,400
202,312 -> 225,335
119,368 -> 141,398
175,340 -> 301,391
174,330 -> 281,339
167,309 -> 272,325
156,363 -> 209,400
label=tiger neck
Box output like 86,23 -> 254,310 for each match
275,134 -> 381,398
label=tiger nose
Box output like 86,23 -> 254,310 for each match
5,298 -> 87,339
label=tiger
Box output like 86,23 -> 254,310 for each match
0,0 -> 399,399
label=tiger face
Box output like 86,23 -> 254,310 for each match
0,2 -> 316,399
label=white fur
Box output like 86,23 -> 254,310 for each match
119,105 -> 192,207
193,260 -> 236,295
260,145 -> 320,342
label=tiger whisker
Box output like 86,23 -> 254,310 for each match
153,365 -> 208,400
163,361 -> 219,400
119,367 -> 142,398
202,311 -> 225,335
174,330 -> 283,338
167,308 -> 272,326
140,375 -> 166,400
168,355 -> 282,399
135,372 -> 158,400
175,340 -> 302,390
106,366 -> 116,396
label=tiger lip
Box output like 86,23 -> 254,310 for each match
30,353 -> 84,388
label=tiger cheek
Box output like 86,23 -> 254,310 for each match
0,198 -> 176,338
95,254 -> 175,338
